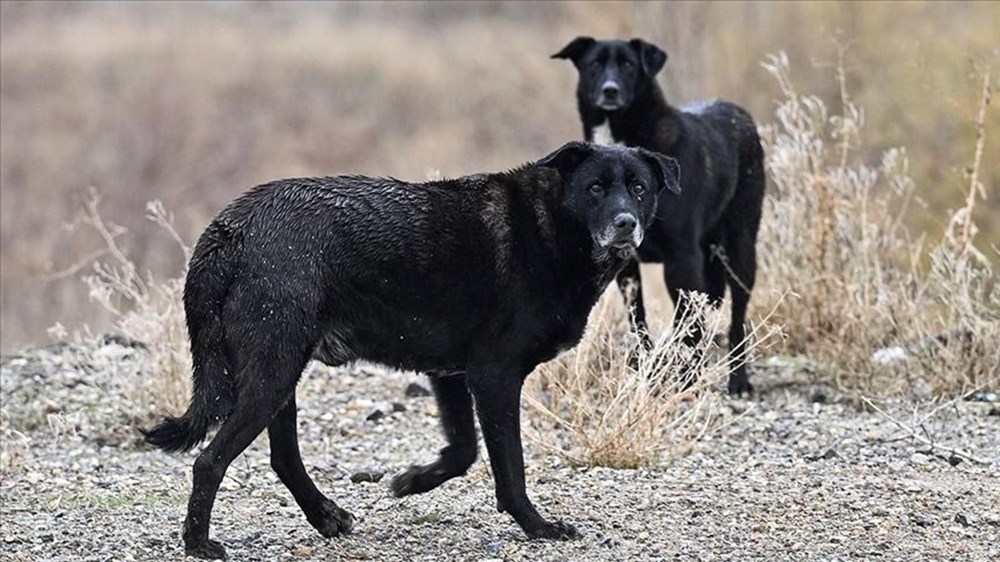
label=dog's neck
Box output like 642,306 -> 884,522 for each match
580,84 -> 680,153
499,166 -> 627,290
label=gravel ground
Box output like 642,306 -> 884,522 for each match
1,340 -> 998,561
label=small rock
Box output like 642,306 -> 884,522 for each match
806,448 -> 838,461
391,402 -> 407,413
913,514 -> 933,528
350,471 -> 385,484
42,398 -> 61,414
947,455 -> 962,467
483,541 -> 504,556
809,390 -> 828,404
292,545 -> 315,556
988,407 -> 1000,416
965,390 -> 998,403
366,410 -> 385,423
954,513 -> 970,527
404,383 -> 431,398
99,333 -> 147,349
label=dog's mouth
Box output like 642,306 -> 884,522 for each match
595,230 -> 643,253
595,80 -> 626,111
595,98 -> 625,111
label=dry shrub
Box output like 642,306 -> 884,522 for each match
5,3 -> 998,354
81,191 -> 191,418
0,409 -> 31,474
524,292 -> 776,469
756,52 -> 999,395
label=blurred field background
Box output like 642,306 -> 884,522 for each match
1,1 -> 997,352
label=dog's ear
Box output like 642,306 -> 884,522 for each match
629,38 -> 667,76
537,141 -> 593,177
636,148 -> 681,195
551,36 -> 596,66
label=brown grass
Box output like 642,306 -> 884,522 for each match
524,291 -> 778,469
79,191 -> 192,418
755,52 -> 999,396
3,3 -> 998,469
2,2 -> 998,352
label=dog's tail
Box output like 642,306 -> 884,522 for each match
142,228 -> 237,453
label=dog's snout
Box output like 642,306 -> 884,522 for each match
613,213 -> 637,234
602,82 -> 620,100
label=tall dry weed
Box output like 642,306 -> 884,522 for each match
756,52 -> 999,395
524,292 -> 777,469
81,191 -> 191,418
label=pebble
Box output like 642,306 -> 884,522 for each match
1,339 -> 997,562
404,382 -> 432,398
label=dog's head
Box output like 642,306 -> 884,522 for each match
538,142 -> 680,256
552,37 -> 667,113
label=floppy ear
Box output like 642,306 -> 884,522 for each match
636,148 -> 681,195
537,141 -> 593,178
629,38 -> 667,76
551,36 -> 596,66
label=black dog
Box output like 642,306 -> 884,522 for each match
553,37 -> 765,395
143,142 -> 679,559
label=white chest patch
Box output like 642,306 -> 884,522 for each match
590,120 -> 620,146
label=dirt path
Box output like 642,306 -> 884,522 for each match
2,341 -> 997,561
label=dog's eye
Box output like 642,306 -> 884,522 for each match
622,60 -> 634,71
632,183 -> 645,195
589,184 -> 603,195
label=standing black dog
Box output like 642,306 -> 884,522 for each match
143,142 -> 679,559
553,37 -> 765,395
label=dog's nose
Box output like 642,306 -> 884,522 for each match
613,213 -> 637,234
602,82 -> 620,100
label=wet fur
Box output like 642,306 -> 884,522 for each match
143,142 -> 677,559
553,37 -> 766,395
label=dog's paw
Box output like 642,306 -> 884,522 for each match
526,520 -> 580,540
390,465 -> 449,497
727,372 -> 754,397
308,499 -> 354,538
185,538 -> 227,560
389,466 -> 423,497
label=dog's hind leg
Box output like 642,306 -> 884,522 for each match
615,258 -> 653,349
391,374 -> 478,496
723,155 -> 765,396
722,225 -> 758,396
183,361 -> 305,560
703,234 -> 727,310
269,394 -> 354,538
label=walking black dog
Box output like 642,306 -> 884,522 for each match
553,37 -> 766,395
143,142 -> 680,559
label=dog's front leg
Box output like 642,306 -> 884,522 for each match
615,258 -> 652,350
467,367 -> 579,540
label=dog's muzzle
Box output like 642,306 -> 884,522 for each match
596,212 -> 643,251
596,81 -> 624,111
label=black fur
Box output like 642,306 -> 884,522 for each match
144,142 -> 679,559
553,37 -> 766,395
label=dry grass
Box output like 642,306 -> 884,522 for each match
4,4 -> 997,470
2,2 -> 998,352
79,191 -> 192,419
756,52 -> 999,396
523,292 -> 776,469
55,51 -> 997,470
0,409 -> 31,474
